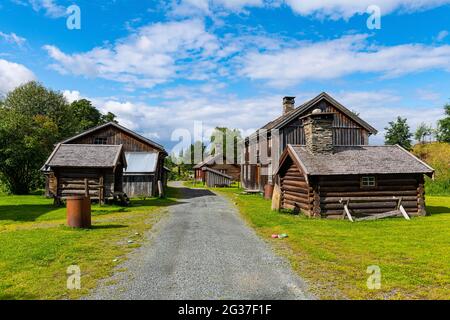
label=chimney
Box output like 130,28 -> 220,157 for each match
283,96 -> 295,115
302,109 -> 334,155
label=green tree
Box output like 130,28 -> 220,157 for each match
101,112 -> 118,124
0,82 -> 74,194
2,81 -> 75,140
384,117 -> 413,150
0,109 -> 58,194
71,99 -> 103,132
436,103 -> 450,143
210,127 -> 242,164
414,123 -> 433,144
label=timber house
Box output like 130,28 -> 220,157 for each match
43,122 -> 168,200
193,153 -> 241,186
241,92 -> 378,191
42,144 -> 127,202
275,110 -> 434,219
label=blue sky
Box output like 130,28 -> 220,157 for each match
1,0 -> 450,150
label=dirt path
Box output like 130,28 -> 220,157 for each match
88,181 -> 314,300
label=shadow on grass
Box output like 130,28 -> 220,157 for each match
0,204 -> 60,222
90,224 -> 127,230
426,206 -> 450,215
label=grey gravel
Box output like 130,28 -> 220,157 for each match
86,181 -> 314,300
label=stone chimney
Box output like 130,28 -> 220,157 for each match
302,109 -> 335,155
283,96 -> 295,115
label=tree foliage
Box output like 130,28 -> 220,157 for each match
384,116 -> 413,150
414,122 -> 433,144
210,127 -> 242,164
436,103 -> 450,143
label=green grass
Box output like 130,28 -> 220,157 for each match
215,187 -> 450,300
413,142 -> 450,196
0,189 -> 179,300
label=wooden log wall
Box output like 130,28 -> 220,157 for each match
317,174 -> 421,219
210,164 -> 241,181
280,160 -> 312,215
55,168 -> 115,201
205,170 -> 232,187
123,174 -> 154,197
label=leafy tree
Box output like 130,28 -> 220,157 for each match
0,109 -> 58,194
384,116 -> 413,150
101,112 -> 118,124
436,103 -> 450,143
414,123 -> 433,144
0,82 -> 74,193
2,81 -> 75,140
210,127 -> 242,164
71,99 -> 103,132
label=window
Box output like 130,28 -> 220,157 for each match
94,137 -> 107,145
361,176 -> 376,187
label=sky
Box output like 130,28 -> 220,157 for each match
0,0 -> 449,152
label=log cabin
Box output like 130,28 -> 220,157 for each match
43,122 -> 167,198
275,110 -> 435,219
42,144 -> 127,203
193,153 -> 241,183
241,92 -> 378,191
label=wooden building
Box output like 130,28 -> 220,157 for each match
275,111 -> 435,219
193,153 -> 241,183
45,122 -> 167,198
42,144 -> 127,202
201,167 -> 234,187
242,92 -> 378,191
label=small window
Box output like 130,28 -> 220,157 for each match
94,137 -> 107,145
361,176 -> 376,187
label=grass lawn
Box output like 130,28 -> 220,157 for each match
0,189 -> 179,300
215,187 -> 450,300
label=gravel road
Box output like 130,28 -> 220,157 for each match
87,181 -> 314,300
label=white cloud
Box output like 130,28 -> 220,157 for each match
168,0 -> 450,19
333,90 -> 444,144
0,31 -> 26,46
240,34 -> 450,87
73,88 -> 444,149
44,19 -> 221,89
29,0 -> 67,18
284,0 -> 450,19
169,0 -> 264,16
416,89 -> 441,102
436,30 -> 449,41
63,90 -> 82,103
0,59 -> 36,95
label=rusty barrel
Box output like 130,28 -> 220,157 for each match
67,195 -> 91,228
264,183 -> 274,200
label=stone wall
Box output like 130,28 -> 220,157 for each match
303,112 -> 334,154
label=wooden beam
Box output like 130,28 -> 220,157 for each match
399,205 -> 411,220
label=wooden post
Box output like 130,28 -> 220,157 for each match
84,178 -> 89,197
271,183 -> 281,211
340,198 -> 354,222
158,180 -> 164,198
99,176 -> 104,205
312,187 -> 321,218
